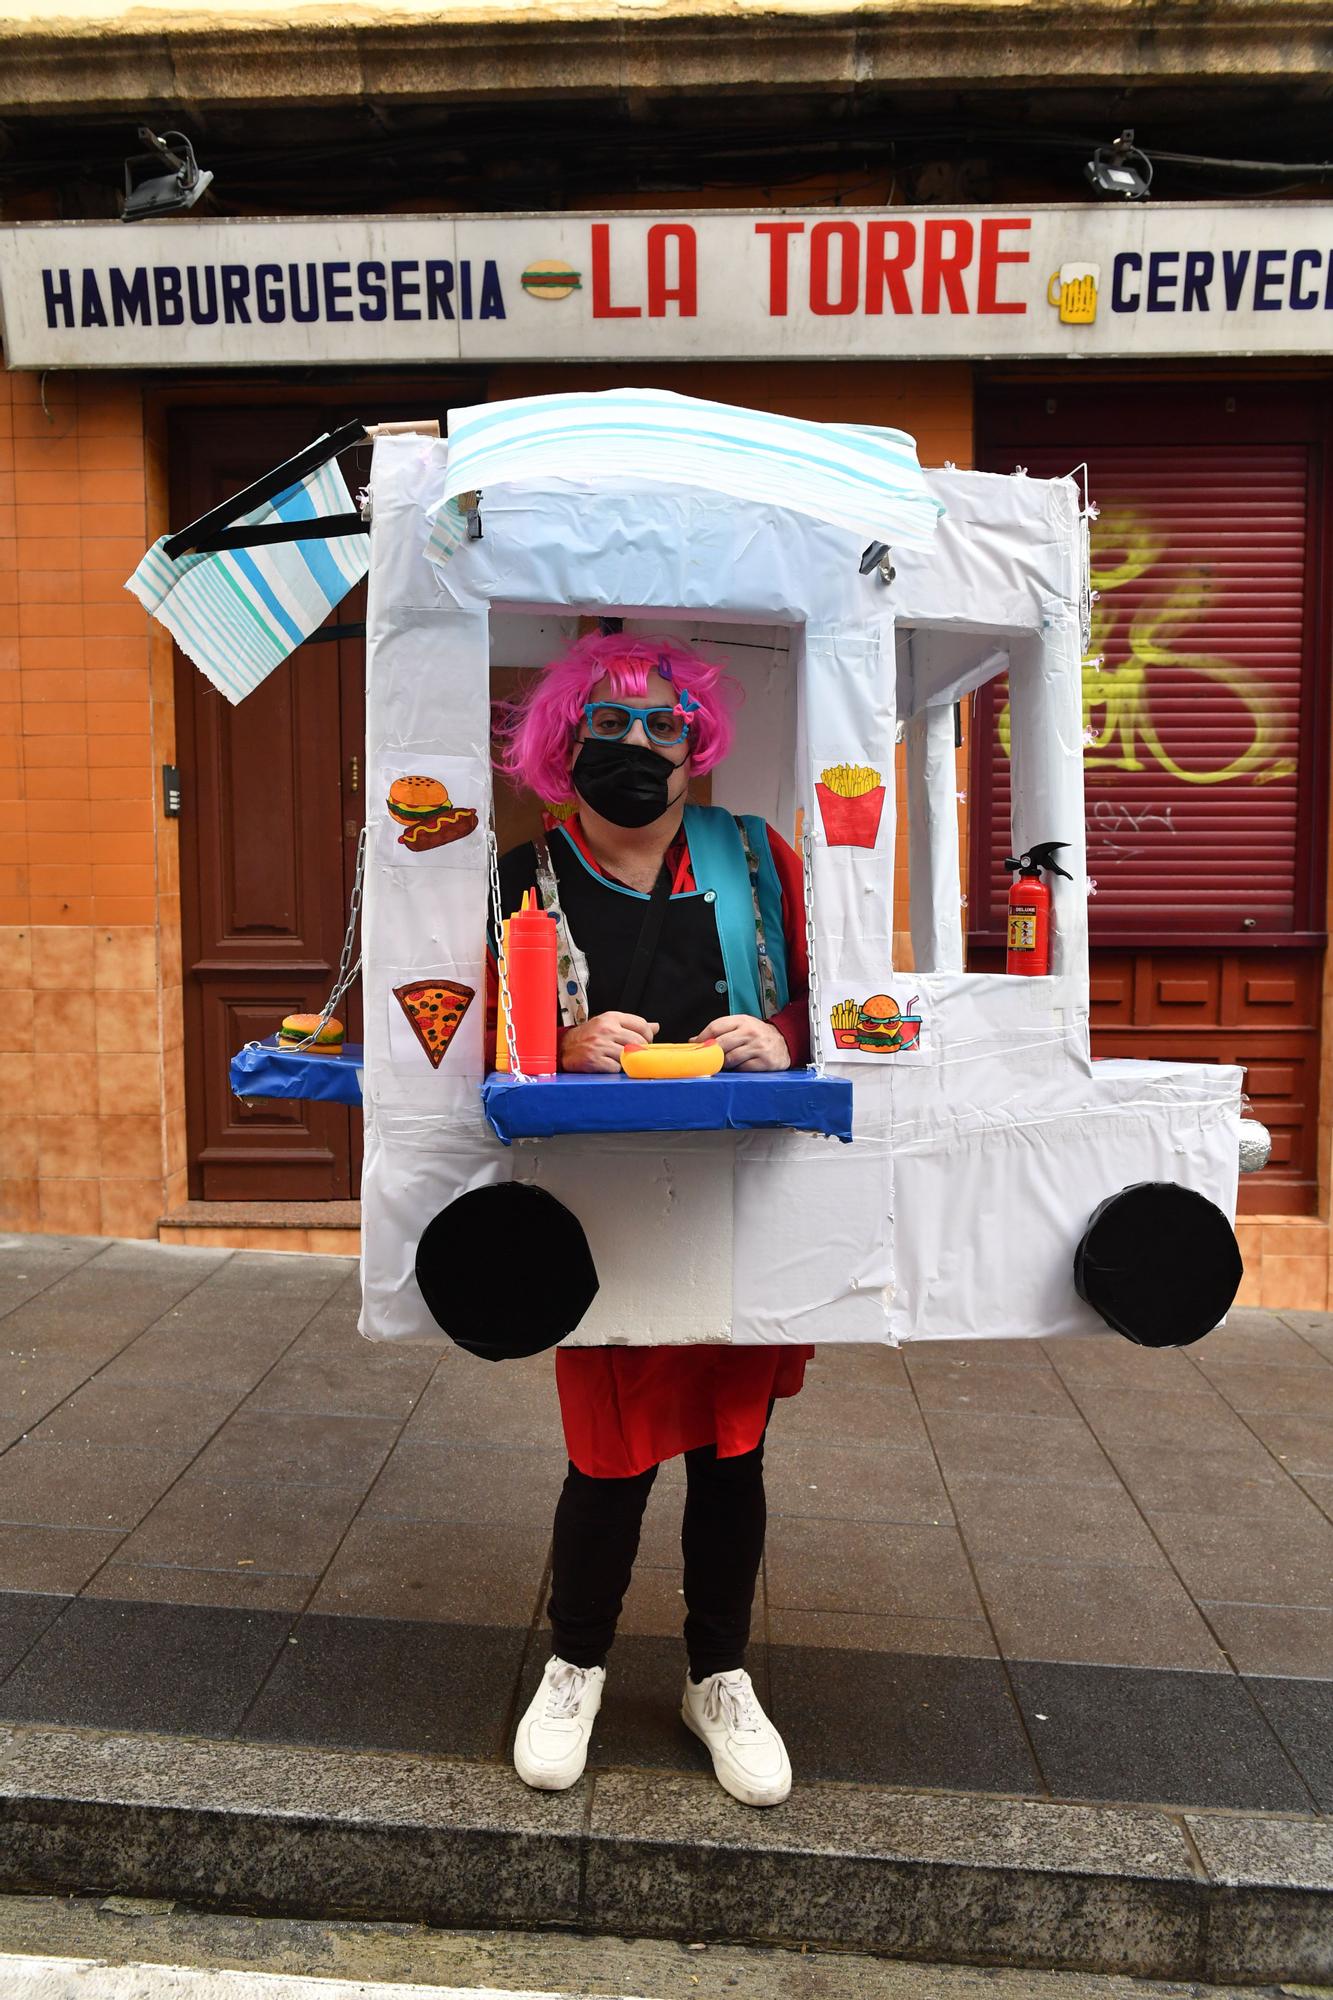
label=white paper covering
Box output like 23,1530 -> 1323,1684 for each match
437,389 -> 944,552
357,404 -> 1243,1351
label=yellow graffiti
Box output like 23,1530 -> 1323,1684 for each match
999,503 -> 1298,786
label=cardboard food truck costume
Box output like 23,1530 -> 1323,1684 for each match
351,390 -> 1247,1355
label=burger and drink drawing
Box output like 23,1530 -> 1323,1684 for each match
829,993 -> 923,1056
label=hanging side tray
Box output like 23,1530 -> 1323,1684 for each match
228,1048 -> 853,1139
231,1038 -> 365,1106
481,1069 -> 853,1145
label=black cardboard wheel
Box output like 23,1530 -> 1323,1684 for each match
1074,1181 -> 1242,1349
416,1182 -> 599,1361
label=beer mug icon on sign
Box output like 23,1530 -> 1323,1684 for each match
1047,262 -> 1100,325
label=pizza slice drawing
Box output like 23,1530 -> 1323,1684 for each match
392,979 -> 475,1070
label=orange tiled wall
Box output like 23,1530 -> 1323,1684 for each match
1235,1219 -> 1330,1312
0,366 -> 182,1239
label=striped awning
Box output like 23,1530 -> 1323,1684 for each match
433,388 -> 943,558
126,451 -> 369,706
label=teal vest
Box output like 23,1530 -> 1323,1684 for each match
682,804 -> 790,1020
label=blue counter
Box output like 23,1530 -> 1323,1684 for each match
481,1068 -> 852,1145
232,1042 -> 853,1144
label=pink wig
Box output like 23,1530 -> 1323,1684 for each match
496,632 -> 737,804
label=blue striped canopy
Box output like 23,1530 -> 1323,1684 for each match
435,388 -> 943,554
126,451 -> 369,706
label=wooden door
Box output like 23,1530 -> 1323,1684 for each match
172,407 -> 367,1201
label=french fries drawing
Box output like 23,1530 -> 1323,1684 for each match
816,760 -> 886,847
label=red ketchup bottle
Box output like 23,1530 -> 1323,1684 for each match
505,890 -> 558,1076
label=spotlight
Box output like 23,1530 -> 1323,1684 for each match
1085,129 -> 1153,200
121,128 -> 213,221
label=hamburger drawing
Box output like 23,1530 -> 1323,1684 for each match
851,993 -> 923,1055
386,776 -> 479,852
856,994 -> 903,1053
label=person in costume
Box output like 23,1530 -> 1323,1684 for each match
487,632 -> 812,1808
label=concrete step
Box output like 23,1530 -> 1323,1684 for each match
0,1724 -> 1329,1986
156,1204 -> 361,1255
0,1966 -> 556,2000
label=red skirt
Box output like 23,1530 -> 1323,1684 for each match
556,1343 -> 812,1478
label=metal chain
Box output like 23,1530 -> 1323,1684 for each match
801,826 -> 825,1074
281,825 -> 366,1052
487,822 -> 526,1082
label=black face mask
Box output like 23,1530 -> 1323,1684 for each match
571,739 -> 681,828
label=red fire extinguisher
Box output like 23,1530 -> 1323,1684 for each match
1005,841 -> 1073,976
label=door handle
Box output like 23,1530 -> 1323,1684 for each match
349,755 -> 359,794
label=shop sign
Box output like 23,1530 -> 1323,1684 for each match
2,204 -> 1333,368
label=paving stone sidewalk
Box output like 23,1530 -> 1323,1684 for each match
0,1231 -> 1329,1815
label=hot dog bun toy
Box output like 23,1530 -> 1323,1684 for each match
277,1014 -> 345,1056
620,1042 -> 724,1080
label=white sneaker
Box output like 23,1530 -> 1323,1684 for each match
513,1655 -> 605,1791
682,1667 -> 792,1807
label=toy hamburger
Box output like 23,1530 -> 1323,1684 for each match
387,776 -> 479,851
277,1014 -> 345,1056
855,995 -> 904,1053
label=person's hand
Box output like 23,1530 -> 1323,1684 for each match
561,1012 -> 659,1073
691,1015 -> 791,1072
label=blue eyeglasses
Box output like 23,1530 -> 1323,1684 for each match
582,688 -> 699,747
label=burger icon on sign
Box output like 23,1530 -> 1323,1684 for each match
521,258 -> 582,301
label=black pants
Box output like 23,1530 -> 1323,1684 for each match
548,1415 -> 771,1680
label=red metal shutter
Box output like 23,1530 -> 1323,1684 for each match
971,439 -> 1316,944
